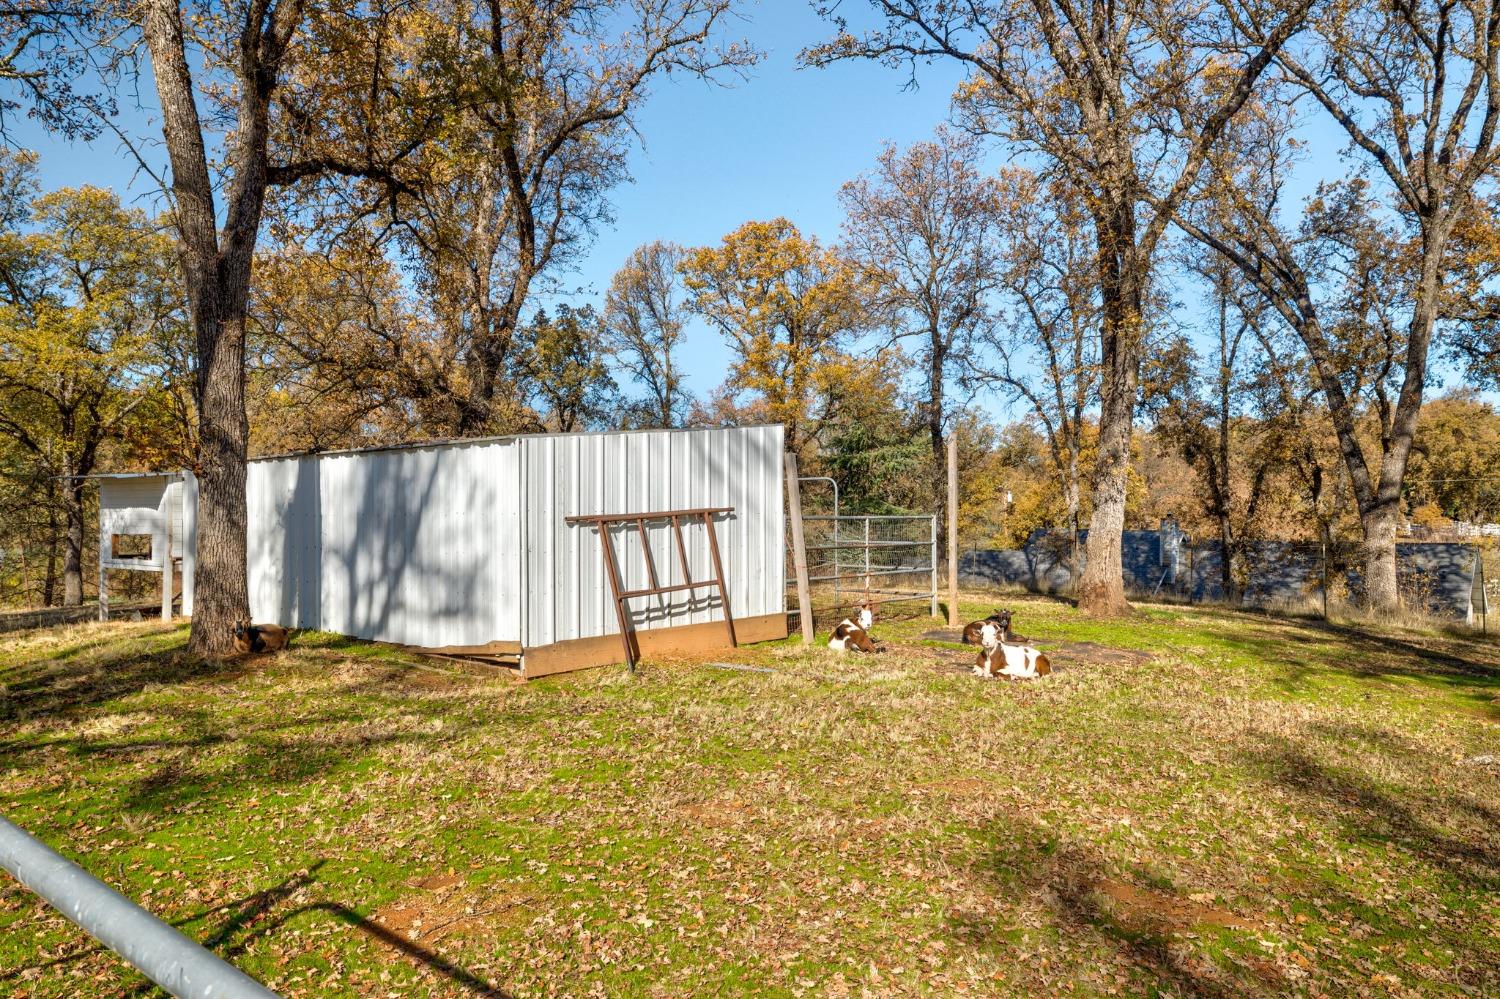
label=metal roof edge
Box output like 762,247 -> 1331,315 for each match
60,472 -> 185,481
246,423 -> 785,464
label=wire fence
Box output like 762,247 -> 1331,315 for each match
789,514 -> 939,629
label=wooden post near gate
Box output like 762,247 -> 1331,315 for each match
161,514 -> 173,623
785,452 -> 815,645
947,437 -> 959,627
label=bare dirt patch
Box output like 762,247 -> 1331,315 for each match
369,875 -> 526,946
407,873 -> 465,892
912,633 -> 1154,672
1091,878 -> 1272,935
1047,642 -> 1155,668
918,628 -> 975,645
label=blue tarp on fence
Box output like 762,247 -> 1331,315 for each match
959,526 -> 1484,621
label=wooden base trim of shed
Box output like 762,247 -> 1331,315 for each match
407,640 -> 522,657
521,613 -> 787,678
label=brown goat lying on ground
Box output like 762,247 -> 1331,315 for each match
961,608 -> 1029,645
233,620 -> 290,654
961,610 -> 1050,679
974,638 -> 1053,679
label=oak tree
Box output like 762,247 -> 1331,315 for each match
805,0 -> 1311,615
681,218 -> 880,459
293,0 -> 758,436
970,168 -> 1098,577
839,126 -> 1003,556
1174,0 -> 1500,608
0,156 -> 185,606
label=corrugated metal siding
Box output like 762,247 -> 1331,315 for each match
518,425 -> 784,648
247,440 -> 522,646
100,477 -> 170,515
165,480 -> 186,558
241,425 -> 781,649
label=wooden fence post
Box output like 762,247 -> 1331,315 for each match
785,452 -> 814,644
161,513 -> 172,623
947,437 -> 959,626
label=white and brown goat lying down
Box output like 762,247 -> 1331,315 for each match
971,618 -> 1051,680
827,600 -> 885,654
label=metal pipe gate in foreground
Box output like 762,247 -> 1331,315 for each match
0,815 -> 280,999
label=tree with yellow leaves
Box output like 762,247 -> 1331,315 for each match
681,218 -> 884,459
0,151 -> 187,606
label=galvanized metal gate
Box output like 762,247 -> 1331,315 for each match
794,508 -> 939,623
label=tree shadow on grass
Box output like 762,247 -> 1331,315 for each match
0,625 -> 478,730
949,796 -> 1498,997
945,825 -> 1275,999
0,635 -> 496,799
2,860 -> 515,998
1249,737 -> 1500,887
1185,615 -> 1500,713
111,705 -> 489,815
0,645 -> 209,724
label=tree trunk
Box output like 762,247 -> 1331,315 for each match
1076,218 -> 1141,616
62,477 -> 86,606
1064,461 -> 1081,589
192,304 -> 252,654
1218,513 -> 1236,605
142,0 -> 262,656
1354,233 -> 1445,611
929,339 -> 946,563
1078,430 -> 1131,615
42,480 -> 58,607
1359,499 -> 1401,609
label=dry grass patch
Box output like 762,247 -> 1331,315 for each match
1,603 -> 1497,997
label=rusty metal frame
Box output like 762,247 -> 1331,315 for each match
565,506 -> 738,671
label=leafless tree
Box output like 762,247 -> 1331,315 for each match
968,168 -> 1097,580
840,126 -> 1003,555
1172,0 -> 1500,608
603,240 -> 692,429
804,0 -> 1312,615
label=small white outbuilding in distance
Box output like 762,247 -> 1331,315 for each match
92,470 -> 197,622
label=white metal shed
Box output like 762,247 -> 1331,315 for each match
101,425 -> 787,676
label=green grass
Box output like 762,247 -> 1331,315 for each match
1,598 -> 1497,997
